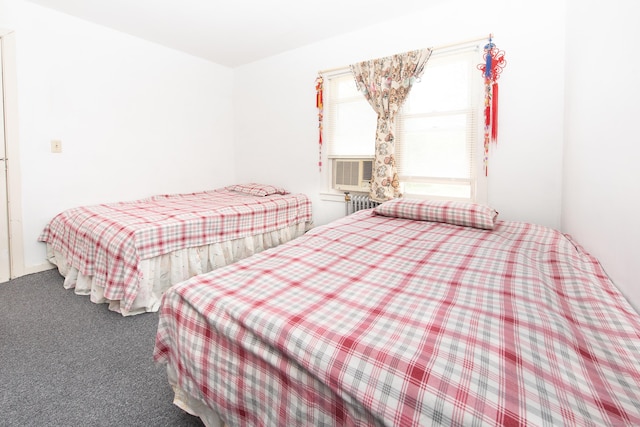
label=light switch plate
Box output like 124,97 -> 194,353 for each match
51,140 -> 62,153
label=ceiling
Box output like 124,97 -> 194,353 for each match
25,0 -> 438,67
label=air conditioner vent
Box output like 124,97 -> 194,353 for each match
335,160 -> 359,187
361,160 -> 373,181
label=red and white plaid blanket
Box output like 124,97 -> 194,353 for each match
39,189 -> 312,311
154,209 -> 640,426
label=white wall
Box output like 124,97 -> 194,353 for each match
234,0 -> 567,228
563,0 -> 640,311
1,0 -> 236,270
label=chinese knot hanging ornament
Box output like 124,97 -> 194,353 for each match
315,74 -> 324,172
477,35 -> 506,176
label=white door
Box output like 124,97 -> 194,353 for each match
0,41 -> 11,282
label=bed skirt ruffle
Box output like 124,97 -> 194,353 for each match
46,222 -> 309,316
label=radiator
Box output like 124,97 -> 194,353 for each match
346,193 -> 381,215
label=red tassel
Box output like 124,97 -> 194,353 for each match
491,83 -> 499,143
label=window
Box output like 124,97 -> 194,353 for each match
323,45 -> 485,203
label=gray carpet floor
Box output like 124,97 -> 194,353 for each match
0,269 -> 204,427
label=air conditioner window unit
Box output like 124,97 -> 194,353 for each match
332,158 -> 373,192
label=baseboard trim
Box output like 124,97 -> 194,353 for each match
20,262 -> 57,276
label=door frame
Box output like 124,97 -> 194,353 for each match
1,30 -> 25,280
0,38 -> 8,281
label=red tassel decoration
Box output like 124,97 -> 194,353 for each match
315,75 -> 324,172
477,35 -> 507,175
491,82 -> 499,143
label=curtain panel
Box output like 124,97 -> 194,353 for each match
350,48 -> 432,202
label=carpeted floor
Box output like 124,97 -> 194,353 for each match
0,269 -> 204,427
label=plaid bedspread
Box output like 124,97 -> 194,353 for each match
39,189 -> 312,311
154,209 -> 640,426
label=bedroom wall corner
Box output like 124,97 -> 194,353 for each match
562,0 -> 640,313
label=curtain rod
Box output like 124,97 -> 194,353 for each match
318,34 -> 493,75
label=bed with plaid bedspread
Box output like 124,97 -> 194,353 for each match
39,187 -> 312,315
154,208 -> 640,426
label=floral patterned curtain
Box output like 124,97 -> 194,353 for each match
350,48 -> 432,202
